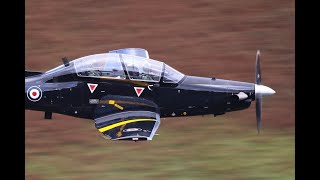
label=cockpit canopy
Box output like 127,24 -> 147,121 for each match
75,53 -> 127,79
47,52 -> 185,84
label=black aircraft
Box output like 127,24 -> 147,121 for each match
25,48 -> 275,141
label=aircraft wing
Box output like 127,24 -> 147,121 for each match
93,95 -> 160,141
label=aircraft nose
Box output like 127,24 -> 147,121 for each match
255,84 -> 276,97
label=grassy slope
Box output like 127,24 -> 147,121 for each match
26,0 -> 294,179
26,112 -> 294,180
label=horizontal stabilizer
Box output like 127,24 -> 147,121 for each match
25,70 -> 43,77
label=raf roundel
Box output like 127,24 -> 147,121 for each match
27,86 -> 42,102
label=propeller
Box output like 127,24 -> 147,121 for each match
254,50 -> 275,133
256,50 -> 262,133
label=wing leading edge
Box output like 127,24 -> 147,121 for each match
95,111 -> 160,141
93,95 -> 160,141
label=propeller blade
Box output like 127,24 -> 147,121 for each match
256,97 -> 262,133
256,50 -> 261,85
255,50 -> 262,133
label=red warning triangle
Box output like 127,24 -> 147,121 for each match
87,83 -> 98,93
134,87 -> 145,97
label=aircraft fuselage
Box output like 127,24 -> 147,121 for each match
25,71 -> 255,120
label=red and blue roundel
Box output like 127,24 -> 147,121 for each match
27,86 -> 42,102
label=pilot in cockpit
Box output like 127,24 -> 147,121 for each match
126,63 -> 140,79
141,63 -> 154,81
102,60 -> 123,79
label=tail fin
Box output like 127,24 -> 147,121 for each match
25,70 -> 43,77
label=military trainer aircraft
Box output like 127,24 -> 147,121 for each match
25,48 -> 275,141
